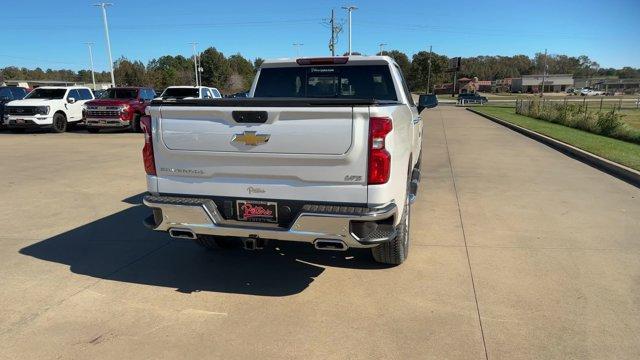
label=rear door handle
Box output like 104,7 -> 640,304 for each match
412,116 -> 422,124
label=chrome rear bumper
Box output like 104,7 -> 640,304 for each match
143,195 -> 397,248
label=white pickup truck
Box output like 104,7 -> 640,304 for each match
4,86 -> 94,132
142,56 -> 427,265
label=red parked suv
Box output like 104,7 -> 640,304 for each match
84,87 -> 155,133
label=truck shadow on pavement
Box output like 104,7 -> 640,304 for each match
20,194 -> 388,297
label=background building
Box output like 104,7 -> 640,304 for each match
574,77 -> 640,94
492,78 -> 513,93
511,74 -> 573,93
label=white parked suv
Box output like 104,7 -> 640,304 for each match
141,56 -> 426,265
158,86 -> 220,100
4,86 -> 94,132
580,88 -> 604,96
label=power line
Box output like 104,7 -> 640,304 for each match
0,54 -> 83,66
356,21 -> 604,40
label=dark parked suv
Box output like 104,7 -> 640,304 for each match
457,92 -> 488,104
0,87 -> 29,129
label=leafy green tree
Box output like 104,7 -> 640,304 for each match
407,51 -> 449,92
253,57 -> 264,71
378,50 -> 411,79
199,47 -> 231,91
228,53 -> 255,91
146,55 -> 193,90
114,57 -> 146,86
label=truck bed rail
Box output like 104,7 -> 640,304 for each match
150,97 -> 400,107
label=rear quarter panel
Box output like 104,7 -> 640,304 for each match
367,104 -> 413,224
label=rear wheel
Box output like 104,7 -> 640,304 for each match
51,113 -> 67,133
194,235 -> 239,250
372,177 -> 411,265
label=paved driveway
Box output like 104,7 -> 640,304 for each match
0,107 -> 638,359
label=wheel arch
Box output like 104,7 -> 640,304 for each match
53,110 -> 67,119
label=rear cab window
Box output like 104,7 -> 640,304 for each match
254,65 -> 397,101
162,87 -> 200,99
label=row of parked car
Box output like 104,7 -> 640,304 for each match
0,85 -> 230,133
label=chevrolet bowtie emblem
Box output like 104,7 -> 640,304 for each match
232,131 -> 270,146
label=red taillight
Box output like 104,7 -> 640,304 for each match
296,57 -> 349,65
141,115 -> 156,175
368,117 -> 393,185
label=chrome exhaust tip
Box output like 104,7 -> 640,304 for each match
168,228 -> 196,240
314,239 -> 348,251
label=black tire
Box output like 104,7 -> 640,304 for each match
130,113 -> 141,133
371,176 -> 411,265
87,127 -> 100,133
10,128 -> 25,134
51,113 -> 67,133
194,235 -> 239,250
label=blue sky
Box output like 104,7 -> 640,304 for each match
1,0 -> 639,72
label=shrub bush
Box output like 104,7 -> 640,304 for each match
515,100 -> 640,144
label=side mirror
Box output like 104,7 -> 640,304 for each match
67,97 -> 76,104
417,94 -> 438,113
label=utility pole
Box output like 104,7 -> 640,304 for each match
84,42 -> 96,90
378,43 -> 387,55
330,9 -> 336,56
189,42 -> 199,86
427,45 -> 433,93
540,48 -> 548,97
293,43 -> 304,58
453,72 -> 457,97
342,5 -> 357,55
324,9 -> 342,56
94,3 -> 115,87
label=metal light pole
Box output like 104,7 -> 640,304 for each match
293,43 -> 304,57
427,45 -> 433,93
94,3 -> 115,87
342,5 -> 357,55
189,42 -> 199,86
84,42 -> 96,90
378,43 -> 387,55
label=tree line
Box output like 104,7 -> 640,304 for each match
1,48 -> 638,94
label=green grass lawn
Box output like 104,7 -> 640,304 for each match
472,106 -> 640,171
620,109 -> 640,129
470,103 -> 640,129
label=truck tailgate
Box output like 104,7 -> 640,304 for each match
160,107 -> 352,155
152,104 -> 370,203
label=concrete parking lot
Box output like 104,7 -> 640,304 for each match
1,106 -> 639,359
